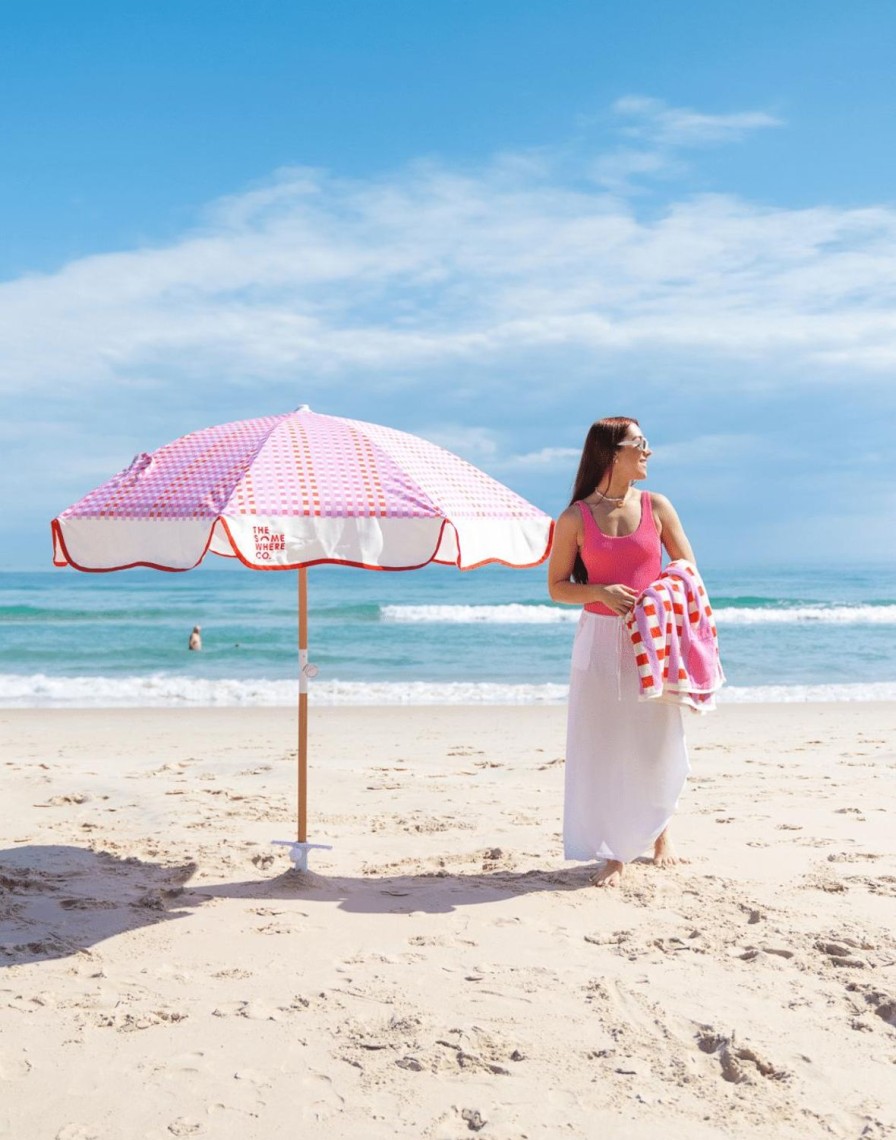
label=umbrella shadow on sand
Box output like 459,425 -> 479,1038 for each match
203,864 -> 594,915
0,845 -> 203,967
1,845 -> 595,962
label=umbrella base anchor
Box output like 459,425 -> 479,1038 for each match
271,839 -> 333,871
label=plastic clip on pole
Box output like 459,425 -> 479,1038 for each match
271,838 -> 332,871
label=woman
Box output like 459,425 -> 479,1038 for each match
548,416 -> 696,888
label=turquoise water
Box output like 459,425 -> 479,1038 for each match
1,565 -> 895,705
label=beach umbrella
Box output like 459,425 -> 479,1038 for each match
51,406 -> 554,868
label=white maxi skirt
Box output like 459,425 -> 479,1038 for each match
564,612 -> 690,864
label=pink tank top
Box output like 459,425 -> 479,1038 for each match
576,493 -> 662,616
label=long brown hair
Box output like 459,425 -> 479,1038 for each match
567,415 -> 640,584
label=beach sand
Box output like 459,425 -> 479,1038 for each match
1,702 -> 895,1139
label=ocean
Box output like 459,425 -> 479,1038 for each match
2,564 -> 895,707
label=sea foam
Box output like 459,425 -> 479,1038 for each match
380,603 -> 896,625
3,673 -> 895,709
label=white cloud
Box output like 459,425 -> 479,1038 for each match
498,446 -> 582,470
1,100 -> 894,416
611,95 -> 783,147
6,97 -> 896,570
649,433 -> 767,465
416,425 -> 500,461
590,95 -> 782,191
590,147 -> 680,192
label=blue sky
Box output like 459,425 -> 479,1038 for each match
2,0 -> 894,570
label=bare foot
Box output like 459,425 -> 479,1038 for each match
590,860 -> 624,888
653,828 -> 688,869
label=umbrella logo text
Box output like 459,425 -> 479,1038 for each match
253,525 -> 286,560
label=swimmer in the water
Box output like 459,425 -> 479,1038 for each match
188,625 -> 202,651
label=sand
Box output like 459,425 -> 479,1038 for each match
1,702 -> 895,1139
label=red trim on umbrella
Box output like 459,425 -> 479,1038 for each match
49,518 -> 214,573
50,515 -> 555,573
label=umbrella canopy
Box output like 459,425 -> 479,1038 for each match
52,406 -> 552,573
51,406 -> 555,871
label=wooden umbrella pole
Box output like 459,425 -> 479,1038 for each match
272,566 -> 330,869
297,567 -> 309,843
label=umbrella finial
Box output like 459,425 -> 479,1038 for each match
294,404 -> 312,412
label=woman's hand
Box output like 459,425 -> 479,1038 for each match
600,584 -> 639,616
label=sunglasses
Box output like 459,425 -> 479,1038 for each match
617,436 -> 650,452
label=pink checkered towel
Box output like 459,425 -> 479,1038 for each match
624,560 -> 725,713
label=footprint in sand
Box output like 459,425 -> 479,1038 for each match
144,761 -> 194,778
98,1008 -> 189,1032
234,1069 -> 272,1088
299,1072 -> 344,1122
212,999 -> 298,1021
697,1029 -> 787,1084
7,991 -> 58,1013
0,1052 -> 32,1080
0,868 -> 48,892
801,872 -> 848,894
165,1120 -> 204,1137
815,939 -> 870,969
36,793 -> 98,807
152,1051 -> 207,1076
59,897 -> 119,911
254,921 -> 300,935
851,986 -> 896,1027
481,847 -> 519,872
865,875 -> 896,897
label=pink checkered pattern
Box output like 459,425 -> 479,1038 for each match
60,409 -> 546,522
624,560 -> 724,712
